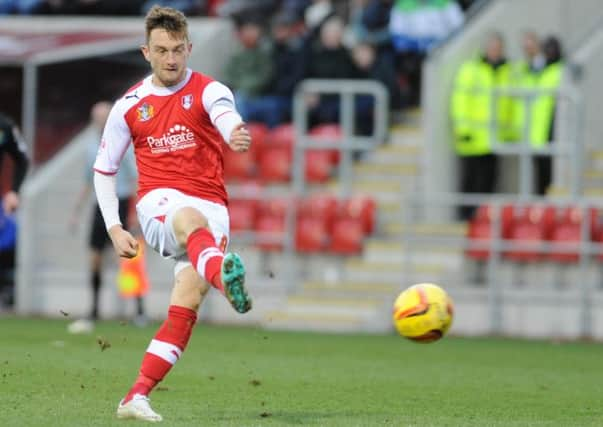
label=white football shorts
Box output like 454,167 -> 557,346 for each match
135,188 -> 230,275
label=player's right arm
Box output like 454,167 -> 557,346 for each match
93,101 -> 138,258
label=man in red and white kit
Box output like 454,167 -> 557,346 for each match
93,6 -> 252,422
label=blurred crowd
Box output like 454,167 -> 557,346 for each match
221,0 -> 476,132
1,0 -> 477,130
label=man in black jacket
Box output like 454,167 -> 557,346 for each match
0,113 -> 28,309
0,113 -> 28,215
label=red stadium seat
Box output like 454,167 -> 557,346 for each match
339,196 -> 377,235
503,220 -> 544,262
466,220 -> 492,261
257,197 -> 290,219
255,214 -> 285,252
309,123 -> 342,165
295,216 -> 328,253
548,222 -> 581,263
266,123 -> 295,152
228,199 -> 257,232
305,151 -> 332,183
259,147 -> 291,183
297,194 -> 339,233
223,149 -> 255,182
246,121 -> 269,160
328,217 -> 364,255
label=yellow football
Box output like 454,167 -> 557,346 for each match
393,283 -> 454,343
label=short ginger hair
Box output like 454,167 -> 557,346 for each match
145,5 -> 189,42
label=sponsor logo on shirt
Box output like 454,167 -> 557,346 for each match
146,124 -> 196,154
137,103 -> 154,122
181,94 -> 193,110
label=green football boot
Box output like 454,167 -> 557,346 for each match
221,252 -> 252,313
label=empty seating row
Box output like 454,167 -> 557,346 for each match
466,203 -> 603,263
223,122 -> 343,183
229,193 -> 376,255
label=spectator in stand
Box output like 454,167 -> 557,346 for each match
0,0 -> 45,14
306,16 -> 357,126
451,32 -> 515,220
512,31 -> 544,143
228,12 -> 307,128
141,0 -> 205,15
529,36 -> 564,195
347,0 -> 393,57
390,0 -> 464,105
218,0 -> 279,22
223,19 -> 274,125
351,41 -> 402,134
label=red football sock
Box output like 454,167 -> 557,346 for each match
123,305 -> 197,403
186,228 -> 224,293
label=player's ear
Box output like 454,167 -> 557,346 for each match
141,44 -> 150,62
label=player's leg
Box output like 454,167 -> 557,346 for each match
89,204 -> 107,320
68,206 -> 105,334
117,266 -> 208,421
171,206 -> 251,313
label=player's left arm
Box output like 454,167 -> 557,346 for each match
202,81 -> 251,152
2,120 -> 29,214
93,102 -> 138,258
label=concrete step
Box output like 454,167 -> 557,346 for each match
301,280 -> 399,296
353,163 -> 419,178
262,310 -> 386,333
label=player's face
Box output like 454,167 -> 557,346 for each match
142,29 -> 191,87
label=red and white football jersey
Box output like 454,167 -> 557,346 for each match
94,69 -> 235,205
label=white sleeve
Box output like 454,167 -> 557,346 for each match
93,101 -> 132,174
202,81 -> 243,143
94,172 -> 121,230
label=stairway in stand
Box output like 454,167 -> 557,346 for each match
261,110 -> 467,333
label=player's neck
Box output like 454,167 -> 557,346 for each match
151,71 -> 188,89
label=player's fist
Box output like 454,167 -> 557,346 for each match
3,191 -> 20,214
228,122 -> 251,152
108,225 -> 139,258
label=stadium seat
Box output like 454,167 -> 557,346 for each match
339,195 -> 377,235
295,216 -> 328,253
255,214 -> 285,252
297,194 -> 339,233
309,123 -> 342,165
223,149 -> 255,182
266,123 -> 295,152
328,217 -> 365,255
503,219 -> 544,262
305,151 -> 332,183
246,121 -> 269,160
228,199 -> 257,232
548,221 -> 582,263
465,220 -> 492,261
258,147 -> 291,183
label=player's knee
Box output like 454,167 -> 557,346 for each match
171,206 -> 209,245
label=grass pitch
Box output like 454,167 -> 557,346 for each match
1,316 -> 602,426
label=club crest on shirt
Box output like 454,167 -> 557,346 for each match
137,103 -> 154,122
181,94 -> 193,110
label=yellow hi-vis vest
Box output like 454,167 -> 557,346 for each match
530,62 -> 563,146
510,61 -> 540,142
450,58 -> 514,156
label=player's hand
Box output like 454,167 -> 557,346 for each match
228,122 -> 251,152
2,191 -> 19,214
108,225 -> 139,258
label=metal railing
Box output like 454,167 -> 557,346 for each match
401,192 -> 603,337
487,86 -> 583,196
